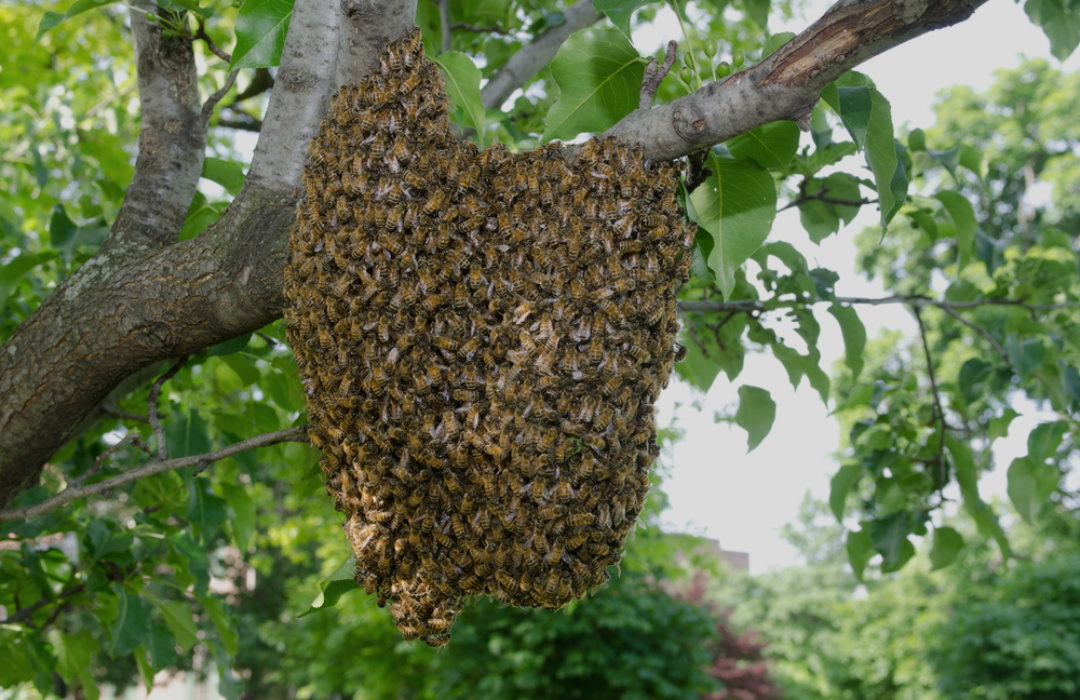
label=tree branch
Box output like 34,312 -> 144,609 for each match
335,0 -> 418,90
104,0 -> 205,253
677,295 -> 1079,314
481,0 -> 602,110
913,306 -> 949,488
0,0 -> 341,509
0,427 -> 308,523
605,0 -> 990,161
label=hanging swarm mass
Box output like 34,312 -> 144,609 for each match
283,27 -> 693,646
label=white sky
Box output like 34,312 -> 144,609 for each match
655,0 -> 1080,572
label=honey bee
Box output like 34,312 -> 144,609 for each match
673,342 -> 688,362
415,365 -> 440,394
565,533 -> 590,550
452,388 -> 480,403
421,190 -> 447,216
420,293 -> 445,312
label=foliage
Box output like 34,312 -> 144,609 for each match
1,0 -> 1079,696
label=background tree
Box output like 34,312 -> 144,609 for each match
1,0 -> 1079,697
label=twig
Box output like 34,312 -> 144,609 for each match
0,427 -> 309,523
677,295 -> 1080,314
779,180 -> 877,212
1,583 -> 87,627
202,70 -> 239,121
677,306 -> 709,356
216,114 -> 264,132
937,304 -> 1010,364
148,357 -> 188,461
66,434 -> 141,489
640,40 -> 679,109
101,405 -> 149,423
450,22 -> 513,36
191,18 -> 232,63
913,307 -> 948,490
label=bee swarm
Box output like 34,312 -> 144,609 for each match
283,28 -> 692,646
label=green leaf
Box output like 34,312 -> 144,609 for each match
1025,0 -> 1080,60
846,528 -> 873,580
300,557 -> 359,616
1007,456 -> 1060,523
203,596 -> 239,656
432,52 -> 487,144
154,599 -> 199,652
232,0 -> 293,70
929,526 -> 964,570
823,77 -> 907,226
947,436 -> 1010,558
202,157 -> 246,196
726,121 -> 800,169
593,0 -> 649,37
108,585 -> 152,657
798,172 -> 864,242
827,304 -> 866,378
733,385 -> 775,452
543,27 -> 644,141
1005,335 -> 1046,379
1026,419 -> 1068,463
0,252 -> 58,308
935,190 -> 976,268
51,630 -> 100,700
186,480 -> 227,545
36,0 -> 118,41
829,463 -> 861,521
958,358 -> 994,403
689,155 -> 777,298
220,483 -> 255,552
868,514 -> 916,572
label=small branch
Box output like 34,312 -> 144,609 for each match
202,70 -> 239,121
481,0 -> 602,110
0,427 -> 309,523
2,583 -> 87,627
677,295 -> 1080,314
101,406 -> 149,423
779,180 -> 877,212
192,18 -> 232,63
147,357 -> 187,461
450,21 -> 513,36
913,306 -> 949,489
937,304 -> 1010,364
231,68 -> 275,104
67,434 -> 142,489
640,40 -> 679,109
216,113 -> 264,132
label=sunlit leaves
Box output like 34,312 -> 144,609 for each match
232,0 -> 294,69
827,304 -> 866,379
36,0 -> 118,41
300,556 -> 360,616
726,121 -> 800,169
593,0 -> 650,37
543,27 -> 643,141
689,155 -> 776,298
928,526 -> 964,571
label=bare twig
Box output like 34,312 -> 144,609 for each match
779,181 -> 877,212
66,434 -> 142,488
148,357 -> 187,461
678,295 -> 1080,314
216,114 -> 264,131
101,406 -> 149,423
193,19 -> 232,62
2,583 -> 87,627
640,40 -> 679,109
451,21 -> 512,36
0,427 -> 309,523
202,70 -> 239,121
913,307 -> 949,489
937,303 -> 1011,363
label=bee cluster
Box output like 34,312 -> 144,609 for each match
283,28 -> 692,646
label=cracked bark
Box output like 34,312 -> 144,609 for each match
0,0 -> 991,508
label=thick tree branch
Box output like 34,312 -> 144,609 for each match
105,1 -> 205,253
335,0 -> 419,89
0,0 -> 995,509
0,0 -> 341,509
605,0 -> 990,160
481,0 -> 602,110
0,427 -> 308,523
